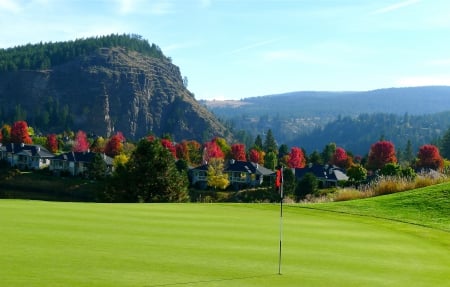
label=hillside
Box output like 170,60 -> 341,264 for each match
302,182 -> 450,232
203,87 -> 450,152
0,35 -> 229,141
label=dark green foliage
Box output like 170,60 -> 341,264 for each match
440,127 -> 450,159
282,167 -> 295,197
263,129 -> 277,153
295,172 -> 318,200
88,153 -> 107,180
0,34 -> 166,72
105,139 -> 188,202
346,165 -> 367,183
380,163 -> 402,176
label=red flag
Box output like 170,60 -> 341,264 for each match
275,167 -> 283,190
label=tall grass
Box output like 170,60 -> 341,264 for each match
333,172 -> 449,202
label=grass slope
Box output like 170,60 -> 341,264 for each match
305,182 -> 450,232
0,186 -> 449,287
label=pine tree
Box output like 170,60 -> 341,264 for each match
441,127 -> 450,159
263,129 -> 277,153
107,139 -> 188,202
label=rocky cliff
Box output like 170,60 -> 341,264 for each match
0,47 -> 229,141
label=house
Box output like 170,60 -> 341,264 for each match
0,143 -> 54,170
50,151 -> 113,176
225,160 -> 274,189
190,159 -> 275,190
295,164 -> 349,187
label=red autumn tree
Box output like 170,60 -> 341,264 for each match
46,134 -> 58,153
202,139 -> 224,163
331,147 -> 349,168
161,138 -> 177,158
231,143 -> 246,161
176,140 -> 190,162
104,133 -> 124,157
367,140 -> 397,170
249,148 -> 260,163
10,121 -> 32,144
287,147 -> 306,168
72,130 -> 89,152
416,144 -> 443,171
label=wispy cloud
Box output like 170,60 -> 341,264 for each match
116,0 -> 174,15
372,0 -> 421,14
227,38 -> 281,55
163,41 -> 200,52
0,0 -> 22,13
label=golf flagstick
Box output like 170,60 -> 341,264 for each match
277,166 -> 284,275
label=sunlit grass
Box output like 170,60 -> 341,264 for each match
0,197 -> 449,286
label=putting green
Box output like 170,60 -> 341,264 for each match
0,200 -> 448,286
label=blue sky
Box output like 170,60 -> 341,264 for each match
1,0 -> 450,100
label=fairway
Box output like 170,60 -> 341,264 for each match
1,200 -> 449,287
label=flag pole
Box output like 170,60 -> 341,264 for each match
278,166 -> 284,275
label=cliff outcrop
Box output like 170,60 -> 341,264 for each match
0,46 -> 229,141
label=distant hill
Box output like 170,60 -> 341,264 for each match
202,87 -> 450,153
204,86 -> 450,117
0,34 -> 229,141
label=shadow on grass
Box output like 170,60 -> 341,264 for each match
145,273 -> 278,287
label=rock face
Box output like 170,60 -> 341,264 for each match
0,47 -> 229,141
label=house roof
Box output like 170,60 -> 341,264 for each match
295,164 -> 349,182
224,160 -> 275,176
190,160 -> 275,176
0,143 -> 54,158
53,151 -> 113,165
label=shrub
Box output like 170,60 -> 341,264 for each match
333,188 -> 368,202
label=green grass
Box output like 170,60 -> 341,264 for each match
1,184 -> 449,286
306,182 -> 450,232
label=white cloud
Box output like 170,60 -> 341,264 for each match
396,75 -> 450,87
372,0 -> 421,14
0,0 -> 22,13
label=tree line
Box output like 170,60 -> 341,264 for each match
0,34 -> 167,72
1,120 -> 450,202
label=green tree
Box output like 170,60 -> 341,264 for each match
278,144 -> 289,159
347,165 -> 367,183
253,135 -> 263,150
403,140 -> 414,164
106,139 -> 188,202
89,153 -> 107,180
308,150 -> 323,165
321,142 -> 336,164
441,127 -> 450,159
263,129 -> 277,153
380,163 -> 401,176
264,151 -> 278,170
295,173 -> 318,201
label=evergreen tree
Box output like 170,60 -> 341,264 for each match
106,139 -> 188,202
264,151 -> 278,170
403,139 -> 414,164
321,142 -> 336,164
253,135 -> 263,150
295,173 -> 318,201
88,153 -> 108,180
441,127 -> 450,159
263,129 -> 277,153
308,150 -> 323,165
